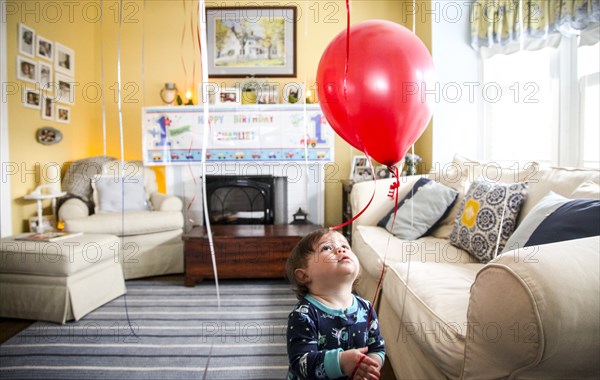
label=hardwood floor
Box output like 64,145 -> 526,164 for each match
0,274 -> 397,379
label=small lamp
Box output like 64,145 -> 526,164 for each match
160,82 -> 178,105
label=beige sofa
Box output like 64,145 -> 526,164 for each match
350,155 -> 599,379
58,159 -> 184,279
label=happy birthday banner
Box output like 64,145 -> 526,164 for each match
142,104 -> 334,165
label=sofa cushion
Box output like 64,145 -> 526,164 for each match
64,211 -> 183,236
353,226 -> 478,278
378,178 -> 458,240
503,192 -> 600,253
450,179 -> 528,263
383,261 -> 484,378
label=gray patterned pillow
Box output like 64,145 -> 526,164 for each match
450,179 -> 528,263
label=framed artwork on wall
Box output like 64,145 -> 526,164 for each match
205,6 -> 297,77
55,73 -> 75,104
54,42 -> 75,76
22,88 -> 41,109
41,96 -> 54,120
36,35 -> 53,61
38,61 -> 52,91
56,105 -> 71,124
18,23 -> 35,57
16,56 -> 37,83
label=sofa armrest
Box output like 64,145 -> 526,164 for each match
58,198 -> 90,221
350,175 -> 426,227
462,237 -> 600,379
150,192 -> 183,212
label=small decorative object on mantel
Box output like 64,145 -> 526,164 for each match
160,82 -> 178,105
36,126 -> 62,145
291,207 -> 310,224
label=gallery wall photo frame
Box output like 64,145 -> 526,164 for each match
36,35 -> 53,61
18,23 -> 35,57
22,88 -> 41,109
205,6 -> 297,77
38,61 -> 53,91
54,73 -> 75,105
54,42 -> 75,77
56,105 -> 71,124
256,83 -> 279,104
41,96 -> 54,121
16,56 -> 37,83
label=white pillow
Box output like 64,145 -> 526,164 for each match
92,174 -> 149,213
570,181 -> 600,200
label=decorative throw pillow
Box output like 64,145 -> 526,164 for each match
378,178 -> 458,240
450,179 -> 528,263
502,191 -> 600,253
92,174 -> 149,213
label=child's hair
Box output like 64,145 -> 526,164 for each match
286,228 -> 332,300
286,228 -> 359,300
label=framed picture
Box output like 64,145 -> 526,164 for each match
256,83 -> 279,104
353,166 -> 373,182
22,88 -> 41,109
16,56 -> 37,83
375,166 -> 391,179
41,96 -> 54,120
38,61 -> 52,91
36,35 -> 53,60
54,42 -> 75,76
18,23 -> 35,57
54,73 -> 75,104
205,6 -> 297,77
216,87 -> 241,105
283,82 -> 305,104
349,155 -> 368,179
56,105 -> 71,123
29,215 -> 56,232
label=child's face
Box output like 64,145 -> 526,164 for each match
299,232 -> 359,289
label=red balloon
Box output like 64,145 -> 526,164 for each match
317,20 -> 435,166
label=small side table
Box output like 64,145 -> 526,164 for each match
24,188 -> 66,232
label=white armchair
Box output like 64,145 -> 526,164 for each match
58,158 -> 184,279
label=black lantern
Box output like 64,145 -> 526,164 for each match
292,208 -> 309,224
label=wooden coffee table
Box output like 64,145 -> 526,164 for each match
183,224 -> 322,286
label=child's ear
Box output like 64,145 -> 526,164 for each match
294,268 -> 310,284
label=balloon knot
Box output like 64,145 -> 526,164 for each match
387,181 -> 399,199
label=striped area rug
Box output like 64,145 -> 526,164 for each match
0,279 -> 298,380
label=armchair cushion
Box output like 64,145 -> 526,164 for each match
92,174 -> 149,213
64,211 -> 183,236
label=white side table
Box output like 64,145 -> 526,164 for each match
24,187 -> 67,232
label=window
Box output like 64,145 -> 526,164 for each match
481,39 -> 599,168
578,44 -> 600,169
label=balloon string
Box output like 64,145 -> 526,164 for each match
180,0 -> 188,90
100,0 -> 107,156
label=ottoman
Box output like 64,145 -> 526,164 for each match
0,234 -> 126,324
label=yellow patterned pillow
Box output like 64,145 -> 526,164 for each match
450,179 -> 528,263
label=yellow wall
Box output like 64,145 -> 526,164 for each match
7,1 -> 100,232
6,0 -> 432,232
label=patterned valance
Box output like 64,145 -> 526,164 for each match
471,0 -> 600,57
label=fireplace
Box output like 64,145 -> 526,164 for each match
204,175 -> 288,225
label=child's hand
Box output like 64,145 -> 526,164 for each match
339,347 -> 381,380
